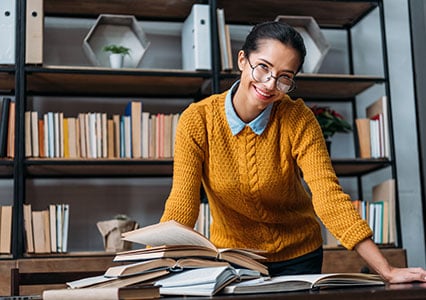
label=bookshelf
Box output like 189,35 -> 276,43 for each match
0,0 -> 407,295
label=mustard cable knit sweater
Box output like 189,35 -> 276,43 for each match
161,90 -> 372,262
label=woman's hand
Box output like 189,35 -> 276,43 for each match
382,266 -> 426,284
354,238 -> 426,283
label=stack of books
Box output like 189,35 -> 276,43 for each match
41,221 -> 385,298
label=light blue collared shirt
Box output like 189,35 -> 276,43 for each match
225,80 -> 273,136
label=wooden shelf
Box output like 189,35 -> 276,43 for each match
0,160 -> 14,178
218,0 -> 378,28
0,70 -> 15,94
25,66 -> 211,98
23,158 -> 389,178
43,0 -> 378,29
44,0 -> 197,21
332,158 -> 391,177
219,73 -> 384,99
25,158 -> 173,178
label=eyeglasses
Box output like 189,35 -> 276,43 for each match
246,57 -> 296,93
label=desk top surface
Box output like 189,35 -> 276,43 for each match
163,283 -> 426,300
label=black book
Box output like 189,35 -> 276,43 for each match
0,97 -> 11,157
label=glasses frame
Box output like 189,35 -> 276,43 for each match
246,56 -> 297,93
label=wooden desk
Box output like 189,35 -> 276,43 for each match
163,283 -> 426,300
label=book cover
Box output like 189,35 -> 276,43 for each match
43,285 -> 160,300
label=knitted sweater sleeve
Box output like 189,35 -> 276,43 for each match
160,102 -> 206,228
288,100 -> 373,250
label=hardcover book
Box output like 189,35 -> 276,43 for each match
222,272 -> 385,294
118,220 -> 268,275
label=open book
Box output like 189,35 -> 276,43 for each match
105,257 -> 230,277
222,273 -> 385,294
155,266 -> 238,296
118,220 -> 268,275
66,269 -> 169,289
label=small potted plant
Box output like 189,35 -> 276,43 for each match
310,105 -> 352,152
103,44 -> 131,68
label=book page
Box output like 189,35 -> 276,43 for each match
122,220 -> 217,250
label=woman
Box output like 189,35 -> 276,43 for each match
160,21 -> 426,282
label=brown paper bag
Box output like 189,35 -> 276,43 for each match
97,218 -> 138,252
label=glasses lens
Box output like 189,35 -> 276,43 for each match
277,77 -> 295,93
252,65 -> 269,83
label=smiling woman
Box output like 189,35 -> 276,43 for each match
159,21 -> 426,283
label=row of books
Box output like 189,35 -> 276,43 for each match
353,179 -> 396,245
0,205 -> 12,254
23,203 -> 70,254
323,179 -> 396,247
355,96 -> 391,159
24,101 -> 180,159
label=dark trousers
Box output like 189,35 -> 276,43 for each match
264,247 -> 323,277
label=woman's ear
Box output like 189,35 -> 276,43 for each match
237,50 -> 246,72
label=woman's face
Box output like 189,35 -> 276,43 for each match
236,38 -> 301,115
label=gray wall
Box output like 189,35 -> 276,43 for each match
383,0 -> 426,267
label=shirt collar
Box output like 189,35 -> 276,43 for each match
225,80 -> 273,136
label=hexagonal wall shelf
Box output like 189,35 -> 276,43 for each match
83,14 -> 150,68
275,15 -> 330,73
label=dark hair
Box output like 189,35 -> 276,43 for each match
241,21 -> 306,73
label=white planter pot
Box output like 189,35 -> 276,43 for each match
109,53 -> 124,68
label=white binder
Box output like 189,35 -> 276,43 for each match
0,0 -> 16,64
181,4 -> 211,71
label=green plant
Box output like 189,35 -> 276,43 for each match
103,44 -> 131,56
310,105 -> 352,140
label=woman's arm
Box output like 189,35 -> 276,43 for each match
355,238 -> 426,283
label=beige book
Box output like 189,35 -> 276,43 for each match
67,117 -> 77,158
6,101 -> 15,158
49,204 -> 57,252
23,204 -> 34,253
31,111 -> 39,157
0,205 -> 13,254
32,210 -> 51,254
113,114 -> 121,158
355,118 -> 371,158
372,179 -> 396,244
25,111 -> 32,157
107,119 -> 114,158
